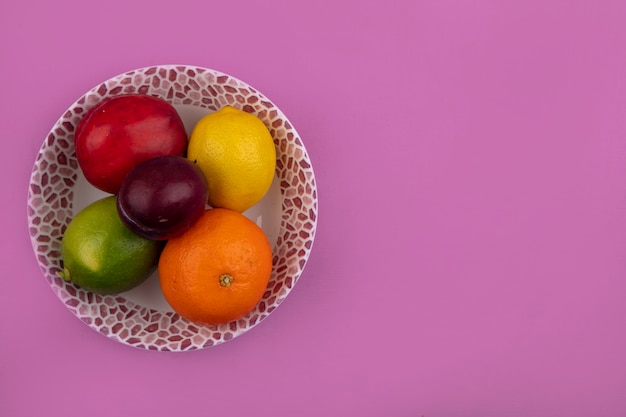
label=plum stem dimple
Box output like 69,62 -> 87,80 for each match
219,274 -> 234,287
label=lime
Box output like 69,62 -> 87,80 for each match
59,196 -> 162,295
187,106 -> 276,212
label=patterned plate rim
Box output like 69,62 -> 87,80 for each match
26,65 -> 318,351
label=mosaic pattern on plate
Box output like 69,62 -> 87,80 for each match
27,65 -> 317,351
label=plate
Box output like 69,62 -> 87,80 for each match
27,65 -> 317,351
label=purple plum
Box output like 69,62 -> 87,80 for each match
117,155 -> 209,240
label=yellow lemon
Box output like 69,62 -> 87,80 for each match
187,106 -> 276,212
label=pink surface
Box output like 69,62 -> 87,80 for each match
2,0 -> 626,416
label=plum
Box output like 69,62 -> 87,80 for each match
117,156 -> 209,240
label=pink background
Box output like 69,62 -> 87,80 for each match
2,0 -> 626,416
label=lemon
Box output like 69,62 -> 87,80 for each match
59,196 -> 162,295
187,106 -> 277,212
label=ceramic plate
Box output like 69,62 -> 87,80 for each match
27,65 -> 317,351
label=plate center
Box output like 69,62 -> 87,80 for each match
71,104 -> 283,312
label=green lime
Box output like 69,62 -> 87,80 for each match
59,196 -> 162,295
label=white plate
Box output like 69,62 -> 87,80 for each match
27,65 -> 318,351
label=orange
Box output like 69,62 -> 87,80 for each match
158,208 -> 273,325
